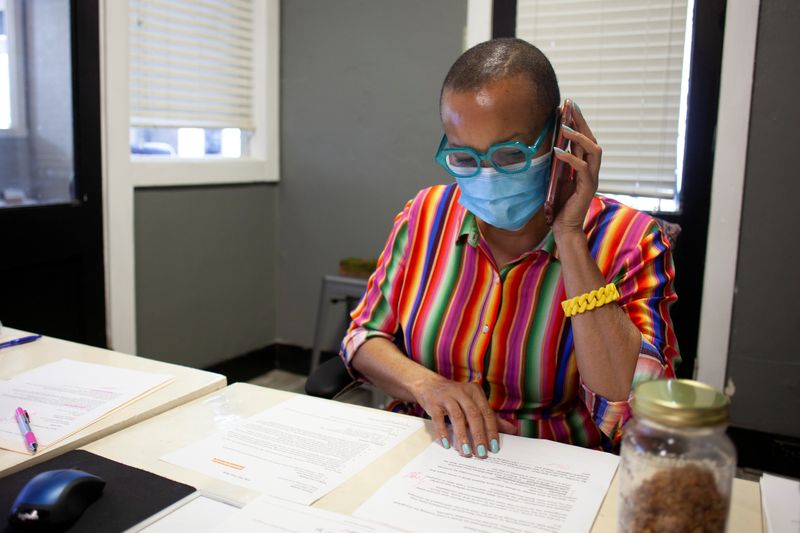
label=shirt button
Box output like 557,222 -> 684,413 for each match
482,324 -> 489,334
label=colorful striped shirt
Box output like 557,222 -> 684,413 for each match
341,184 -> 680,450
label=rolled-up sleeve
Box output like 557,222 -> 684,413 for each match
580,222 -> 680,440
340,200 -> 412,379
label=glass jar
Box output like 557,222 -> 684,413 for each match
618,379 -> 736,533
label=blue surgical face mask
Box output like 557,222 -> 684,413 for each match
455,152 -> 552,231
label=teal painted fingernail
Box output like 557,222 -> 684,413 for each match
563,125 -> 576,134
490,439 -> 499,453
573,101 -> 581,113
462,443 -> 471,455
441,437 -> 450,449
554,147 -> 567,154
477,444 -> 487,457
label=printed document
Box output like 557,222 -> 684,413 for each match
760,473 -> 800,533
214,495 -> 401,533
0,359 -> 173,453
161,395 -> 424,505
354,435 -> 619,533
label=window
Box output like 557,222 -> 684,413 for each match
128,0 -> 255,158
0,1 -> 9,128
129,127 -> 247,157
516,0 -> 693,213
0,0 -> 74,208
0,0 -> 25,135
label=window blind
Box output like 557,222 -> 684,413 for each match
516,0 -> 690,199
129,0 -> 254,129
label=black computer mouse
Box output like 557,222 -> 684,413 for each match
8,469 -> 105,530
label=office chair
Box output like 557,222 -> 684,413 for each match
305,273 -> 379,402
305,217 -> 680,401
304,354 -> 355,399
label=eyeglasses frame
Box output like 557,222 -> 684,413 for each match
434,112 -> 556,178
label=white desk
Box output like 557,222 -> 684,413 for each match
83,383 -> 764,532
0,328 -> 226,477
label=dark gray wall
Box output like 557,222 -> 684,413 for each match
277,0 -> 466,347
727,0 -> 800,437
135,184 -> 277,368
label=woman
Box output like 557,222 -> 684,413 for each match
340,38 -> 679,455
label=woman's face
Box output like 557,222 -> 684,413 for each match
440,75 -> 552,157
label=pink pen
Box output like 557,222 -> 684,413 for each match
14,407 -> 38,453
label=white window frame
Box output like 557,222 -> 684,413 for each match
0,0 -> 27,138
128,1 -> 279,186
102,0 -> 280,353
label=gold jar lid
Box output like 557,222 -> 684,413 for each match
632,379 -> 729,427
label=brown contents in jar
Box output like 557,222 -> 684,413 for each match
623,464 -> 729,533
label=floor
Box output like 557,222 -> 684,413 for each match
247,368 -> 379,407
247,368 -> 307,394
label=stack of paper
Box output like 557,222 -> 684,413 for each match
0,359 -> 174,454
161,395 -> 425,505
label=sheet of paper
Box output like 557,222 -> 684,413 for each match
0,359 -> 174,453
354,435 -> 619,533
214,495 -> 401,533
760,473 -> 800,533
138,494 -> 240,533
161,395 -> 424,505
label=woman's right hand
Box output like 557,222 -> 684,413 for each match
411,374 -> 516,458
351,337 -> 515,458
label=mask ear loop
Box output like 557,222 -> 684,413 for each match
530,149 -> 553,168
525,110 -> 559,169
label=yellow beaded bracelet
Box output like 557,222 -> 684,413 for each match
561,283 -> 620,317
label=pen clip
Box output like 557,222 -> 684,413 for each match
22,410 -> 30,423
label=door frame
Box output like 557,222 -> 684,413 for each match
695,0 -> 760,390
0,0 -> 105,346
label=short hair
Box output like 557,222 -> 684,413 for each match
441,38 -> 560,120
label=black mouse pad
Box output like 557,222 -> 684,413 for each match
0,450 -> 196,532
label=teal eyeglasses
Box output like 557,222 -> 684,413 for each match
434,113 -> 554,178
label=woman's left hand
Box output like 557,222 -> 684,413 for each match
551,104 -> 602,235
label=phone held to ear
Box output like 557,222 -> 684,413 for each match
544,99 -> 577,226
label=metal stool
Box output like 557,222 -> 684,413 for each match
309,275 -> 368,374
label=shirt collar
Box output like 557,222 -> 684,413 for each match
538,229 -> 558,258
457,210 -> 559,259
458,210 -> 481,247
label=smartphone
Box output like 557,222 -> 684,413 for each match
544,99 -> 577,226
